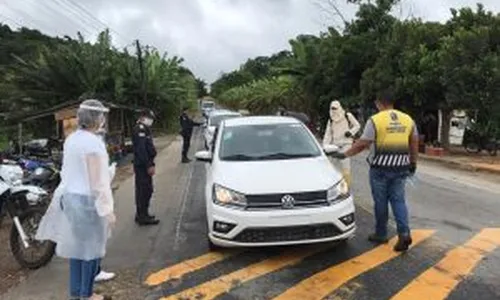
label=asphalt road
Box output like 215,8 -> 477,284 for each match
3,129 -> 500,300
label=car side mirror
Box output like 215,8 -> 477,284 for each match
323,144 -> 339,155
195,150 -> 213,163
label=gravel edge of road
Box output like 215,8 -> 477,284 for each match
419,154 -> 500,176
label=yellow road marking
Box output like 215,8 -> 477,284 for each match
146,250 -> 240,286
273,230 -> 436,300
160,246 -> 326,300
391,228 -> 500,300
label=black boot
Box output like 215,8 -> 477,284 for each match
368,233 -> 389,244
135,216 -> 160,226
135,215 -> 155,222
393,234 -> 412,252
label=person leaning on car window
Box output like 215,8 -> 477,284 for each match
330,89 -> 418,252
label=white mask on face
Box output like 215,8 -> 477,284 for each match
143,118 -> 153,127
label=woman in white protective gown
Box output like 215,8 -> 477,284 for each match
37,99 -> 115,300
322,100 -> 361,187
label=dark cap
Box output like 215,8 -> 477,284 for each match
139,109 -> 156,119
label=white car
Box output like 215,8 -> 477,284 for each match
203,110 -> 242,150
201,100 -> 215,118
195,116 -> 356,249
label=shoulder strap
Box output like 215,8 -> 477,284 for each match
345,112 -> 353,129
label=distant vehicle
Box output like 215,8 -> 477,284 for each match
195,116 -> 355,249
238,109 -> 250,116
203,110 -> 241,150
200,100 -> 215,119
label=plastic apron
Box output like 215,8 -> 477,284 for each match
36,163 -> 116,261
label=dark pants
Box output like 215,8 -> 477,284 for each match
134,166 -> 153,218
182,133 -> 192,159
369,168 -> 410,238
69,258 -> 100,298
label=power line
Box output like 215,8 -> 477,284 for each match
46,0 -> 101,35
2,2 -> 59,33
59,0 -> 131,44
0,12 -> 24,28
24,0 -> 93,37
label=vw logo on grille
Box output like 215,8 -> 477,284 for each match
281,194 -> 295,209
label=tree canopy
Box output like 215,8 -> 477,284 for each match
210,1 -> 500,147
0,25 -> 202,138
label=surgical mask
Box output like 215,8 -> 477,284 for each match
143,118 -> 154,127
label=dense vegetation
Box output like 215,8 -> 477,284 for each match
0,24 -> 204,145
211,0 -> 500,148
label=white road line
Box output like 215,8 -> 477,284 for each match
173,130 -> 200,250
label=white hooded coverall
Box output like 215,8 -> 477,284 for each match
322,101 -> 361,186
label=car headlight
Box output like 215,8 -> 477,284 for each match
327,179 -> 350,204
212,184 -> 247,208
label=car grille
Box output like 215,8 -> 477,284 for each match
232,223 -> 342,243
245,190 -> 328,210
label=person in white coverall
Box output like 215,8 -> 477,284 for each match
322,100 -> 361,186
36,99 -> 114,300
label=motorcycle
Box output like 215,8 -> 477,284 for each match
463,131 -> 498,156
0,162 -> 55,269
23,162 -> 61,197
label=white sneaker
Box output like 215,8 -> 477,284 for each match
95,270 -> 116,282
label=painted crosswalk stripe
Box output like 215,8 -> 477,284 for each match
145,250 -> 241,286
160,246 -> 326,300
272,230 -> 436,300
391,228 -> 500,300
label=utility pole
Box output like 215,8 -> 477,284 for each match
136,39 -> 147,106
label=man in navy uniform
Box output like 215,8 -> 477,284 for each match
132,110 -> 159,225
179,106 -> 202,163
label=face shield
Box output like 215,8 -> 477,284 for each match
77,100 -> 110,134
142,117 -> 154,127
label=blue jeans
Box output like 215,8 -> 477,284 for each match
69,258 -> 101,298
369,168 -> 410,237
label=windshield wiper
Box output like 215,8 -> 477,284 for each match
222,154 -> 257,161
256,153 -> 316,160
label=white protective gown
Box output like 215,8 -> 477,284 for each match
36,129 -> 115,261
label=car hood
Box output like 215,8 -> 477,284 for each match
213,157 -> 341,194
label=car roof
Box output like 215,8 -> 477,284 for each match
224,116 -> 301,127
209,110 -> 241,117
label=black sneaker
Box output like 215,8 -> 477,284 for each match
393,235 -> 413,252
135,215 -> 155,222
135,217 -> 160,226
181,157 -> 191,163
368,234 -> 389,244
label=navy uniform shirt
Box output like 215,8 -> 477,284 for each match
132,122 -> 157,168
179,112 -> 200,136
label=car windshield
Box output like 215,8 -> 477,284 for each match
219,123 -> 322,161
209,114 -> 240,127
202,102 -> 214,109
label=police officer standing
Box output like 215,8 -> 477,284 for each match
132,110 -> 159,225
331,90 -> 418,252
180,106 -> 202,163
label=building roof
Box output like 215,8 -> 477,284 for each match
6,100 -> 146,123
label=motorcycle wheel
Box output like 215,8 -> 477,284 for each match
10,208 -> 55,269
464,142 -> 481,154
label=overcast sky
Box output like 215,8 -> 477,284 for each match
1,0 -> 499,83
